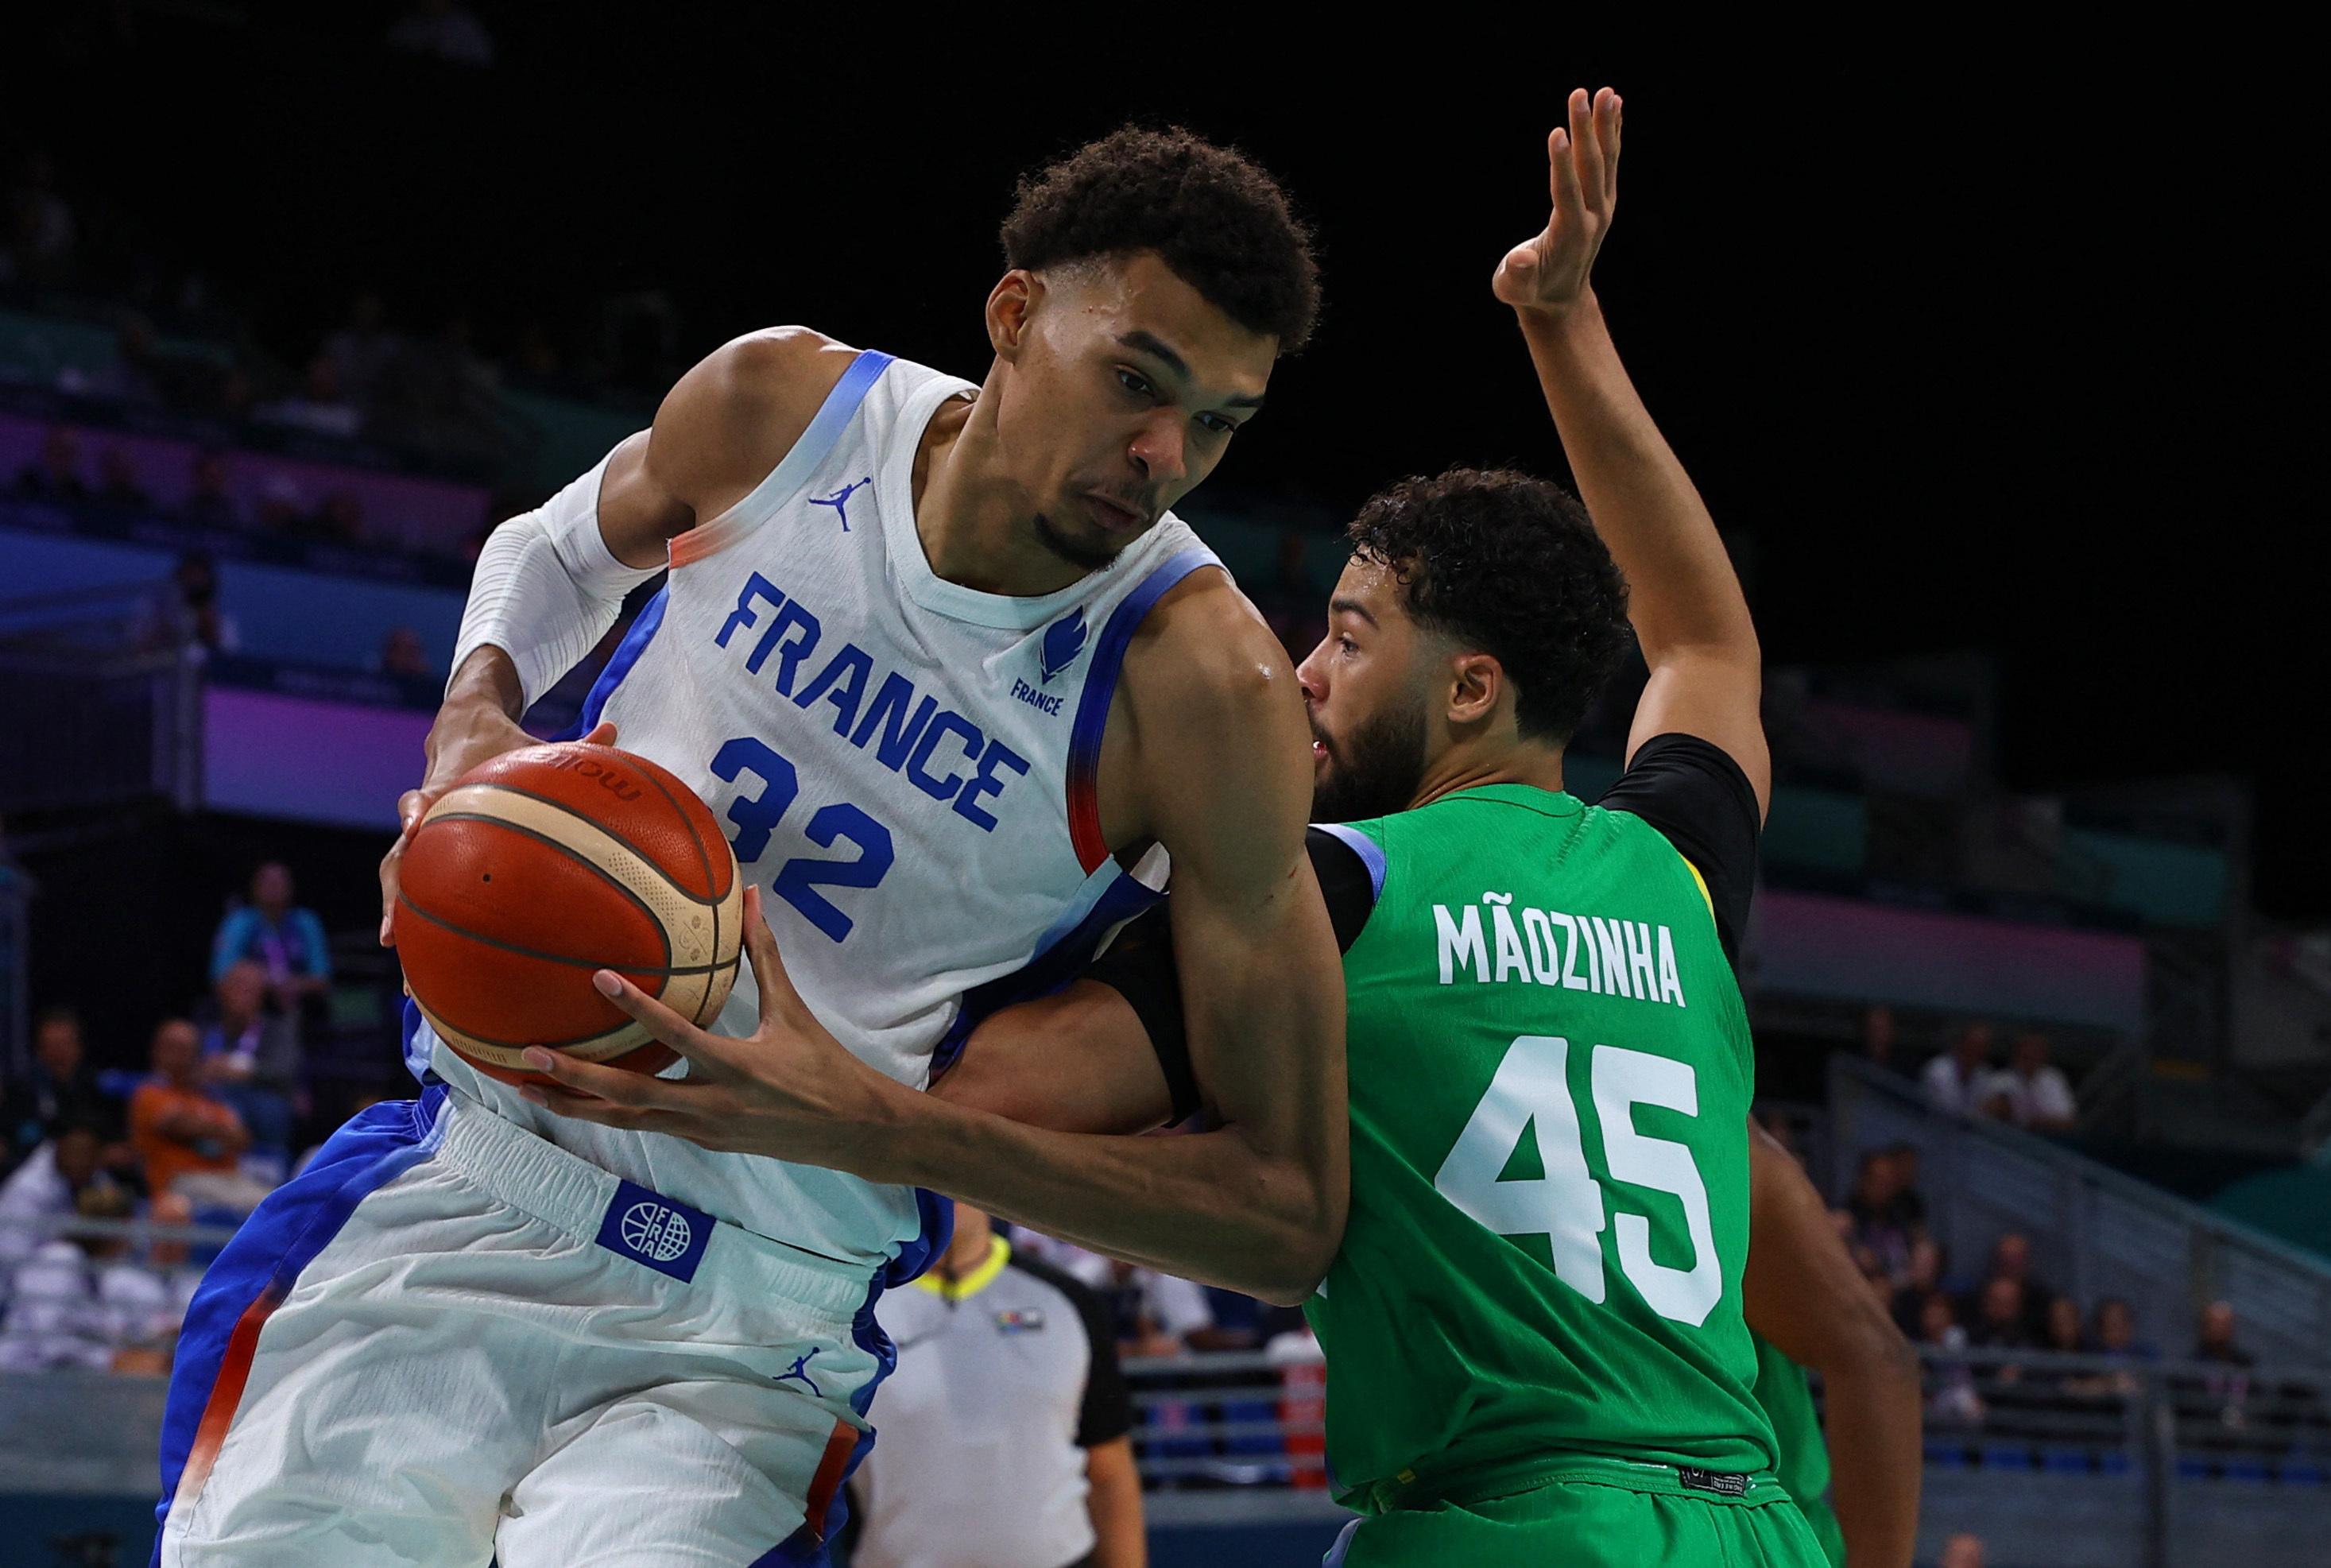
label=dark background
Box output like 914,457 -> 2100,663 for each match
6,13 -> 2317,914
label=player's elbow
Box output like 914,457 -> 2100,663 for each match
1247,1157 -> 1345,1307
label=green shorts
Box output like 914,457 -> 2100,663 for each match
1325,1473 -> 1830,1567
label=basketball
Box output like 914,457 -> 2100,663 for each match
393,742 -> 744,1084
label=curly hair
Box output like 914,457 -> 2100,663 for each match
1000,126 -> 1319,351
1347,467 -> 1632,742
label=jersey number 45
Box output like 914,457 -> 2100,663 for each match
1434,1035 -> 1722,1327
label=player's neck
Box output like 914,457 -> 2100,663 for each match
1406,737 -> 1568,812
911,393 -> 1097,599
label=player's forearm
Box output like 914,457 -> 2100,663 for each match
1516,297 -> 1757,668
1818,1318 -> 1923,1568
866,1081 -> 1336,1304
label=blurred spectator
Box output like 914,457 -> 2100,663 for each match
1845,1151 -> 1916,1283
1920,1021 -> 1996,1117
1026,1237 -> 1218,1358
2179,1300 -> 2255,1446
1918,1294 -> 1984,1427
843,1204 -> 1143,1568
6,151 -> 78,287
256,355 -> 364,440
0,1185 -> 180,1375
254,474 -> 309,533
388,0 -> 498,67
1861,1003 -> 1900,1074
95,444 -> 153,509
141,549 -> 239,655
13,424 -> 89,503
1968,1277 -> 2033,1361
1890,1235 -> 1947,1338
2092,1297 -> 2153,1361
378,625 -> 432,678
128,1019 -> 265,1214
0,1124 -> 112,1275
2194,1300 -> 2252,1369
1939,1535 -> 1985,1568
197,960 -> 304,1169
1992,1030 -> 2077,1132
211,861 -> 332,1016
4,1006 -> 118,1161
1982,1231 -> 2058,1339
182,448 -> 239,528
323,292 -> 401,402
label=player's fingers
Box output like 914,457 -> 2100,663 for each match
1569,88 -> 1606,214
742,886 -> 810,1032
1549,125 -> 1586,231
587,968 -> 730,1075
520,1046 -> 679,1109
517,1078 -> 672,1132
583,720 -> 619,746
378,830 -> 410,947
1599,89 -> 1623,198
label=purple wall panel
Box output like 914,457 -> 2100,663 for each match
1754,889 -> 2147,1032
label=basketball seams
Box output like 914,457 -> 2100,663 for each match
622,752 -> 733,1016
437,780 -> 724,907
394,893 -> 731,978
416,809 -> 676,970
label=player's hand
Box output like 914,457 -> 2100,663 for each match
377,698 -> 616,947
1492,87 -> 1621,318
514,886 -> 906,1175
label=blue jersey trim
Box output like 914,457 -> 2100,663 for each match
152,1089 -> 448,1560
1063,546 -> 1217,870
1315,822 -> 1388,903
564,583 -> 669,738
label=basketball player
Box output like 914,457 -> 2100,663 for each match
153,130 -> 1348,1566
536,90 -> 1919,1563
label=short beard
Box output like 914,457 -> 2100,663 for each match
1032,510 -> 1127,572
1311,696 -> 1429,825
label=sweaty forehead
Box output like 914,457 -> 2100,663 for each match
1052,252 -> 1276,400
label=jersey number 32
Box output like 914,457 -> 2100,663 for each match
1434,1035 -> 1721,1327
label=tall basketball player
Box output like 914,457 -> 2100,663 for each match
529,89 -> 1918,1566
153,130 -> 1346,1566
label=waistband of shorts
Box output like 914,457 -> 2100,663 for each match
432,1094 -> 874,1322
1360,1450 -> 1789,1514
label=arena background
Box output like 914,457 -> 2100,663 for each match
0,11 -> 2321,1566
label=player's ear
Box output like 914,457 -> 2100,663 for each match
986,269 -> 1037,362
1446,651 -> 1501,728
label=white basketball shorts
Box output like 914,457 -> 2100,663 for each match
152,1087 -> 893,1566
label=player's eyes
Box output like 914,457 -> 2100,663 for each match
1196,413 -> 1237,436
1338,635 -> 1360,656
1115,369 -> 1155,400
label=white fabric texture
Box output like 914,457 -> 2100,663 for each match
159,1098 -> 881,1567
447,444 -> 661,707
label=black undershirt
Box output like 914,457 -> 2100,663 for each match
1084,733 -> 1764,1123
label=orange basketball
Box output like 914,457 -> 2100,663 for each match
394,741 -> 743,1085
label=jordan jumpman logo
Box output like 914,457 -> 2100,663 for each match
774,1349 -> 824,1399
810,477 -> 873,532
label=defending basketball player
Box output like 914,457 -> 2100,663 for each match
153,132 -> 1346,1566
530,90 -> 1922,1563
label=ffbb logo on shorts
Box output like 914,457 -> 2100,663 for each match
595,1179 -> 713,1282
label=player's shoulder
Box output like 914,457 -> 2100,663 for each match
652,327 -> 863,509
1120,562 -> 1293,726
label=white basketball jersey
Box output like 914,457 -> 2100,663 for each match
411,350 -> 1222,1276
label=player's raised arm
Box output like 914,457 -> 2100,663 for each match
1744,1123 -> 1922,1568
377,328 -> 854,943
1497,89 -> 1771,816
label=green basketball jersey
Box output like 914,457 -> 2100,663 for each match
1753,1334 -> 1845,1566
1306,783 -> 1775,1511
